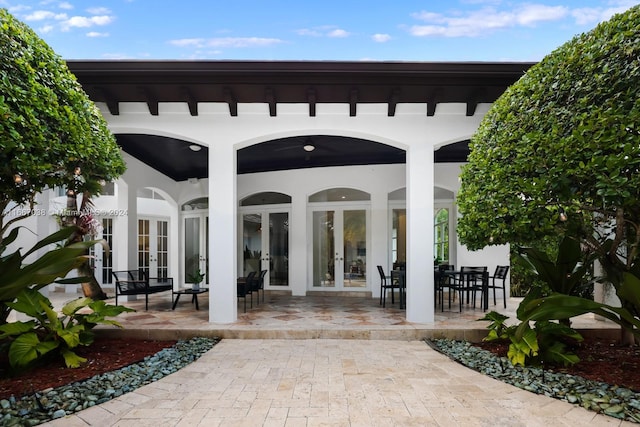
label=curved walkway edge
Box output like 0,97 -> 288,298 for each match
42,339 -> 633,426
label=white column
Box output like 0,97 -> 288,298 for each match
38,191 -> 52,296
406,143 -> 435,323
126,182 -> 137,270
115,179 -> 129,271
370,192 -> 388,300
209,142 -> 237,323
289,194 -> 307,296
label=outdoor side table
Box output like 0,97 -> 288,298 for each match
172,288 -> 208,310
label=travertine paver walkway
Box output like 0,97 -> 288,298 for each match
43,339 -> 633,427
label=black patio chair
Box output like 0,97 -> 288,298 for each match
450,266 -> 487,312
488,265 -> 509,308
377,265 -> 401,308
436,264 -> 455,310
237,271 -> 256,313
255,269 -> 267,303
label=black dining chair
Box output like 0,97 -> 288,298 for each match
237,271 -> 256,313
255,269 -> 268,303
391,269 -> 406,309
377,265 -> 401,308
453,266 -> 488,311
436,264 -> 455,310
488,265 -> 509,308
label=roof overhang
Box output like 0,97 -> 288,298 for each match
67,60 -> 534,180
68,60 -> 534,117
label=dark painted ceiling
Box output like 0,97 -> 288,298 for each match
68,61 -> 533,181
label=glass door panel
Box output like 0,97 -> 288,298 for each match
343,210 -> 366,288
240,210 -> 289,287
312,210 -> 335,287
89,217 -> 113,286
434,208 -> 450,264
184,216 -> 200,283
139,218 -> 169,279
268,212 -> 289,286
156,220 -> 168,279
392,209 -> 407,270
138,219 -> 150,275
312,208 -> 368,290
184,214 -> 209,286
242,213 -> 262,276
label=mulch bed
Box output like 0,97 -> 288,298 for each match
0,337 -> 177,400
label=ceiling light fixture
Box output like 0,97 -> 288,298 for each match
303,144 -> 315,152
559,207 -> 568,222
189,144 -> 202,152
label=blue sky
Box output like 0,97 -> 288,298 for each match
2,0 -> 638,61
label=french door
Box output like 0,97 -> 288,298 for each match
138,218 -> 169,279
310,207 -> 368,290
240,210 -> 289,287
183,213 -> 209,286
89,217 -> 113,287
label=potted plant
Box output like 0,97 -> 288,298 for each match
187,270 -> 205,290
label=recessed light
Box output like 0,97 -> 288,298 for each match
189,144 -> 202,152
303,144 -> 315,152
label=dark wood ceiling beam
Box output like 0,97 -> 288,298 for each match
466,88 -> 487,116
349,88 -> 358,117
223,87 -> 238,116
307,88 -> 317,117
388,88 -> 400,117
95,86 -> 119,115
138,87 -> 159,116
265,87 -> 276,116
427,89 -> 443,117
181,86 -> 198,116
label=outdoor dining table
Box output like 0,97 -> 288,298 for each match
436,269 -> 490,311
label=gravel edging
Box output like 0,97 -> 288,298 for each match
0,336 -> 219,426
427,338 -> 640,424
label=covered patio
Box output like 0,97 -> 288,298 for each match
43,289 -> 619,342
58,60 -> 538,325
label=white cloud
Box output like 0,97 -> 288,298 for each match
571,7 -> 601,25
62,15 -> 113,30
372,33 -> 391,43
8,5 -> 31,13
327,28 -> 349,38
101,53 -> 135,59
87,7 -> 111,15
296,28 -> 322,36
516,4 -> 569,26
572,1 -> 638,26
24,10 -> 67,21
87,31 -> 109,38
59,2 -> 73,10
409,4 -> 569,38
297,25 -> 350,38
39,24 -> 55,34
169,38 -> 204,48
169,37 -> 284,49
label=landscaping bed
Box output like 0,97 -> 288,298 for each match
429,337 -> 640,423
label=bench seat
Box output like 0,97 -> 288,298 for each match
112,270 -> 173,310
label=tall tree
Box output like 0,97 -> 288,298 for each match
456,6 -> 640,342
0,9 -> 126,298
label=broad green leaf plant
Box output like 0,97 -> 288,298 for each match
0,288 -> 132,369
480,304 -> 583,368
0,226 -> 102,324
